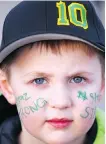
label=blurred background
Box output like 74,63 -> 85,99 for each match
92,1 -> 105,27
0,1 -> 105,110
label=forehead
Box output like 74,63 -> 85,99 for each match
14,40 -> 97,64
10,41 -> 101,75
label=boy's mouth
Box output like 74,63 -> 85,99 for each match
46,118 -> 73,129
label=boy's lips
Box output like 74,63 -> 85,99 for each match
46,118 -> 73,128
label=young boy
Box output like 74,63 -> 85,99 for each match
0,1 -> 105,144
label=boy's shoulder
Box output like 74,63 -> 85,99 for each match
0,115 -> 21,144
94,108 -> 105,144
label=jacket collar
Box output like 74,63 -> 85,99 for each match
0,115 -> 21,144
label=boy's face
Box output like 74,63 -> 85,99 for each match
2,44 -> 104,144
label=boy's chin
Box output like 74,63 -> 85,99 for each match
45,138 -> 70,144
43,133 -> 75,144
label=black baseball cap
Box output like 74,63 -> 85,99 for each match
0,1 -> 105,63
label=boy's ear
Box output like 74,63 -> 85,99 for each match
0,70 -> 16,105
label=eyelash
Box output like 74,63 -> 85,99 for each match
69,76 -> 87,84
30,76 -> 87,86
31,77 -> 48,86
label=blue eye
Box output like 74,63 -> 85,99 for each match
33,78 -> 47,85
71,77 -> 85,83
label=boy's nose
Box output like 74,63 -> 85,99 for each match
48,85 -> 72,110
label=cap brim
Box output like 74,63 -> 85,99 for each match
0,33 -> 104,63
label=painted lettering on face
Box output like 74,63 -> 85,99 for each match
16,93 -> 31,105
77,91 -> 88,101
90,93 -> 100,102
29,104 -> 39,113
36,98 -> 48,108
17,96 -> 48,119
80,107 -> 96,119
18,107 -> 27,119
77,91 -> 101,102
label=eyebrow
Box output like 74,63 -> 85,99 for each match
22,72 -> 54,78
67,71 -> 94,77
21,71 -> 94,78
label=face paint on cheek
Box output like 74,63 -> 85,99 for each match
29,104 -> 39,112
17,102 -> 38,119
77,91 -> 88,101
80,107 -> 96,119
36,98 -> 48,108
77,91 -> 101,103
16,93 -> 31,106
24,107 -> 31,115
90,93 -> 101,102
16,93 -> 31,119
16,94 -> 48,120
18,107 -> 27,119
18,105 -> 35,120
90,107 -> 96,119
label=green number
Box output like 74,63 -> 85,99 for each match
56,1 -> 88,29
68,3 -> 88,29
56,1 -> 69,25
